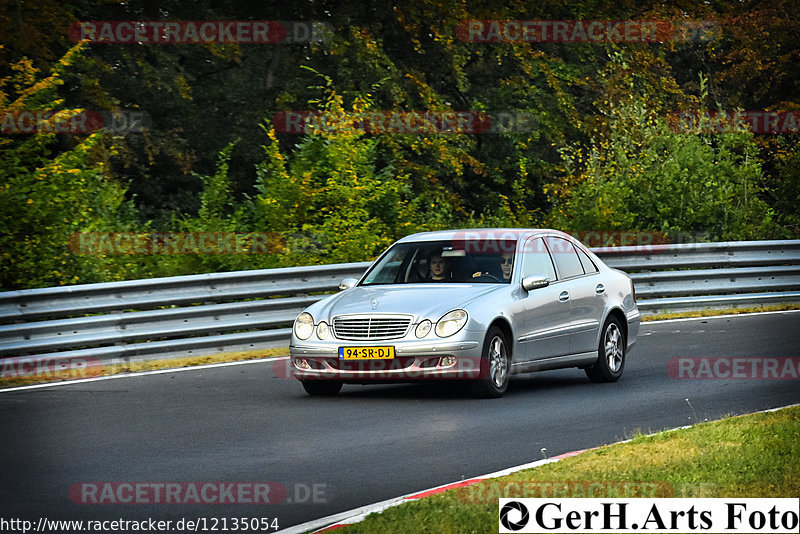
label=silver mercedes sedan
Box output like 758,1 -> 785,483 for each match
290,229 -> 639,397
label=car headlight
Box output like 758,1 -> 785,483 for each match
435,309 -> 468,337
317,321 -> 330,340
415,319 -> 432,338
294,312 -> 314,340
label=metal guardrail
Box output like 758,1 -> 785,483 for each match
1,241 -> 799,368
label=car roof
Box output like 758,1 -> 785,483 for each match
396,228 -> 574,243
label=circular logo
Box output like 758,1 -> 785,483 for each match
370,298 -> 379,309
500,501 -> 530,531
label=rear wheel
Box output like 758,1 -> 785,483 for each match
585,316 -> 625,383
473,326 -> 511,398
301,380 -> 343,396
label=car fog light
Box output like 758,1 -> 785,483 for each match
440,356 -> 457,367
295,358 -> 311,370
415,319 -> 432,338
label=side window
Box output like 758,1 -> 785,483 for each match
545,237 -> 584,279
521,237 -> 557,281
576,246 -> 599,274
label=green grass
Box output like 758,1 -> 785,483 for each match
331,406 -> 800,533
642,303 -> 800,321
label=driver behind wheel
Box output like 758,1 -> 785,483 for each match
500,252 -> 514,281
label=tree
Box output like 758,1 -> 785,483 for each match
0,45 -> 137,289
245,78 -> 423,265
547,71 -> 780,241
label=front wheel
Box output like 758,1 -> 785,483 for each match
585,316 -> 625,383
473,326 -> 511,398
301,380 -> 343,396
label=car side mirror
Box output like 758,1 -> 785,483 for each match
339,278 -> 358,291
522,274 -> 549,291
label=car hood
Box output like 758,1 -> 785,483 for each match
309,284 -> 506,322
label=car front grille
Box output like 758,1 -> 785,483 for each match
332,315 -> 412,340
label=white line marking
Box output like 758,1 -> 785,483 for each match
0,356 -> 289,393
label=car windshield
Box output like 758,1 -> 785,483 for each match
361,239 -> 517,285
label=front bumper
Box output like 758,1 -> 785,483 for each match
626,306 -> 641,350
290,337 -> 483,382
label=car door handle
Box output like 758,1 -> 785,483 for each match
559,291 -> 570,302
595,284 -> 605,294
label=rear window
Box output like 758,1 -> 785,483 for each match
576,246 -> 598,273
545,237 -> 584,279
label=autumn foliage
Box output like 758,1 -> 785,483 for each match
1,0 -> 798,289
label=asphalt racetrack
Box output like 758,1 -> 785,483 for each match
2,311 -> 799,531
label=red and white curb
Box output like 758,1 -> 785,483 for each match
275,449 -> 588,534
